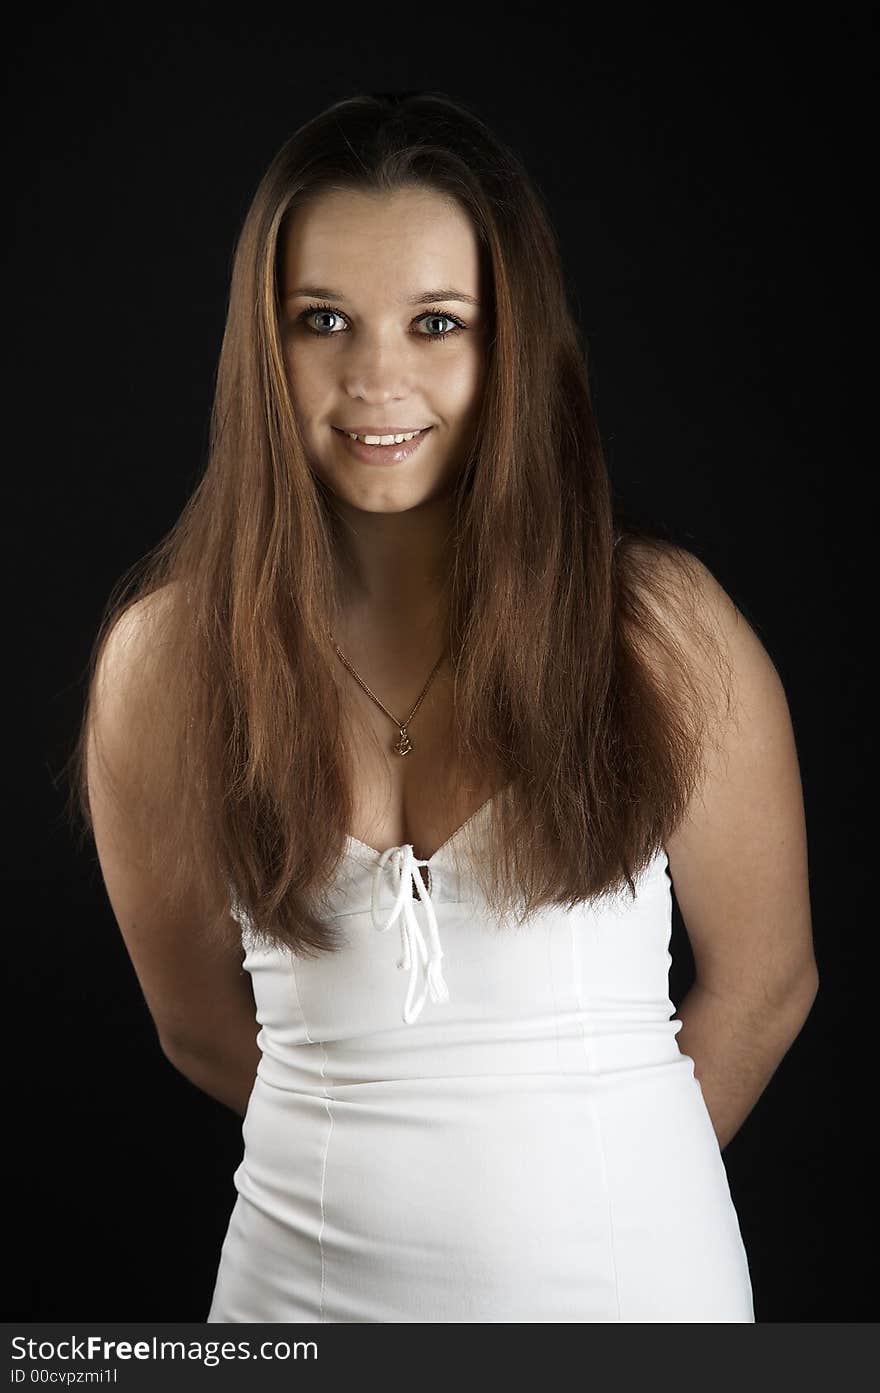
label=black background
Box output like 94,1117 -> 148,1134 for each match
7,5 -> 871,1321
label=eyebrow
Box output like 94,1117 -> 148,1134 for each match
284,285 -> 479,307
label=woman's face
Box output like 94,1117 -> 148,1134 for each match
279,185 -> 487,513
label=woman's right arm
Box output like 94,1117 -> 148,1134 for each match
86,596 -> 261,1117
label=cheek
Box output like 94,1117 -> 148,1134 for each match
283,348 -> 326,413
435,349 -> 484,405
284,339 -> 485,414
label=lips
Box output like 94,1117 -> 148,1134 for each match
332,427 -> 431,440
332,424 -> 434,465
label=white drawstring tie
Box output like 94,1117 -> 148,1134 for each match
370,845 -> 450,1024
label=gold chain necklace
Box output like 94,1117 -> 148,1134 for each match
328,630 -> 446,757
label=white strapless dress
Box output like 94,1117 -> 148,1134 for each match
206,796 -> 754,1323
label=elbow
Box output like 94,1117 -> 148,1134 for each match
158,1028 -> 199,1071
779,965 -> 820,1028
795,963 -> 820,1005
768,960 -> 820,1015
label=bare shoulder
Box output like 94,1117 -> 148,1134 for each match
624,539 -> 818,1006
88,580 -> 189,824
624,536 -> 798,805
93,582 -> 181,706
621,537 -> 778,714
621,536 -> 739,644
87,580 -> 255,1058
100,581 -> 179,654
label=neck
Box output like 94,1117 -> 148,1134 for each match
331,493 -> 455,630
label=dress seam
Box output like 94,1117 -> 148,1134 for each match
317,1042 -> 333,1324
547,922 -> 565,1076
571,921 -> 622,1321
289,957 -> 333,1323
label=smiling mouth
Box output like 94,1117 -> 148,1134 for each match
330,424 -> 435,465
333,426 -> 432,443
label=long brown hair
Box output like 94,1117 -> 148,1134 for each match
64,90 -> 731,957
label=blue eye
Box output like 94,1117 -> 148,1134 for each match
299,304 -> 345,335
296,302 -> 467,344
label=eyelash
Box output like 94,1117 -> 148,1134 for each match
296,301 -> 467,344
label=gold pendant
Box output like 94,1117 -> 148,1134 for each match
394,727 -> 413,756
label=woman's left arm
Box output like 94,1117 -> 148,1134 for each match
663,551 -> 819,1152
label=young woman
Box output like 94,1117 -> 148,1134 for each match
70,91 -> 818,1322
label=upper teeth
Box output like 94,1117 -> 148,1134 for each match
345,429 -> 425,445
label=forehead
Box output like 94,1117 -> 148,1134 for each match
280,187 -> 481,291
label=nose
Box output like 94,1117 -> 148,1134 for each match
340,333 -> 417,404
